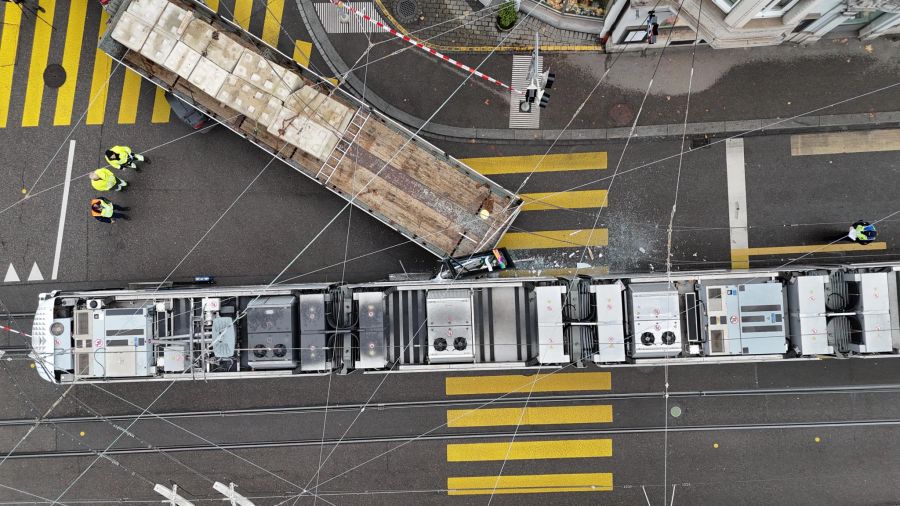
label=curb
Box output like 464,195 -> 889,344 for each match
295,1 -> 900,143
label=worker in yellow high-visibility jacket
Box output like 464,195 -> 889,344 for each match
89,168 -> 127,192
105,145 -> 148,171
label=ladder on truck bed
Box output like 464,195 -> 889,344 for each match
317,108 -> 371,184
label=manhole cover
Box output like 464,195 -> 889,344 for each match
670,406 -> 682,418
393,0 -> 418,23
43,64 -> 66,89
608,103 -> 634,127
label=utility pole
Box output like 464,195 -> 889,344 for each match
520,32 -> 555,113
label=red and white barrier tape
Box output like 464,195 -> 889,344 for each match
0,325 -> 31,338
330,0 -> 522,94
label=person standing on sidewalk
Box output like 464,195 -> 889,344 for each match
105,145 -> 149,171
90,168 -> 127,192
90,197 -> 129,224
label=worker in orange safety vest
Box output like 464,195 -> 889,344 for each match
90,197 -> 129,224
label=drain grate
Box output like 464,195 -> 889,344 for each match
393,0 -> 418,23
43,64 -> 66,89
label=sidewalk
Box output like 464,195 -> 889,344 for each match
298,0 -> 900,141
372,0 -> 600,51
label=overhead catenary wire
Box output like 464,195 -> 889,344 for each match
663,2 -> 705,503
7,2 -> 900,502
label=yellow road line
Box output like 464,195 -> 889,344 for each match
791,129 -> 900,155
521,190 -> 607,211
447,439 -> 612,462
86,11 -> 112,125
446,372 -> 611,396
53,0 -> 88,126
461,152 -> 607,175
448,473 -> 613,495
117,69 -> 143,124
498,229 -> 608,250
21,0 -> 56,126
731,242 -> 887,270
730,251 -> 750,270
261,0 -> 285,46
205,0 -> 219,11
447,405 -> 612,427
293,40 -> 312,67
0,6 -> 22,128
734,242 -> 887,257
233,0 -> 253,30
151,86 -> 170,123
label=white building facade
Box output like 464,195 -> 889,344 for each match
600,0 -> 900,50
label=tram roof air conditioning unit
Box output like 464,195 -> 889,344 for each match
426,289 -> 475,364
627,285 -> 682,358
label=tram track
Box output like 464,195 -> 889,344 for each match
2,383 -> 900,428
0,384 -> 900,429
5,417 -> 900,460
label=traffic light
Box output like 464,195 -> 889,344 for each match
539,90 -> 550,108
525,88 -> 537,104
543,71 -> 555,89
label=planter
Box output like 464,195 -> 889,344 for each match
496,17 -> 518,31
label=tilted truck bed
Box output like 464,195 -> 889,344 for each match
99,0 -> 521,258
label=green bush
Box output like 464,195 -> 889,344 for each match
497,1 -> 518,29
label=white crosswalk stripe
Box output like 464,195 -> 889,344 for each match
509,55 -> 541,129
315,2 -> 385,34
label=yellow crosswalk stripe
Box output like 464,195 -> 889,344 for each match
233,0 -> 253,30
53,0 -> 88,125
731,241 -> 887,269
151,87 -> 171,123
205,0 -> 219,11
117,69 -> 143,124
448,473 -> 613,495
791,129 -> 900,155
521,190 -> 607,211
446,372 -> 611,395
461,152 -> 607,175
261,0 -> 285,46
447,405 -> 612,427
86,11 -> 112,125
293,40 -> 312,67
0,6 -> 22,128
498,229 -> 608,250
21,0 -> 56,126
447,439 -> 612,462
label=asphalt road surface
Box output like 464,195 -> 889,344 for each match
2,359 -> 900,504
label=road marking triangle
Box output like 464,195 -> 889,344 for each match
28,262 -> 43,282
4,264 -> 19,283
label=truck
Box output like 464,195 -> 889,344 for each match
98,0 -> 522,258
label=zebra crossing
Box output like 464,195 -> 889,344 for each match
0,0 -> 315,130
509,54 -> 541,129
444,372 -> 615,496
315,2 -> 385,34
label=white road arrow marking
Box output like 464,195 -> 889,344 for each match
4,264 -> 19,283
28,262 -> 44,282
